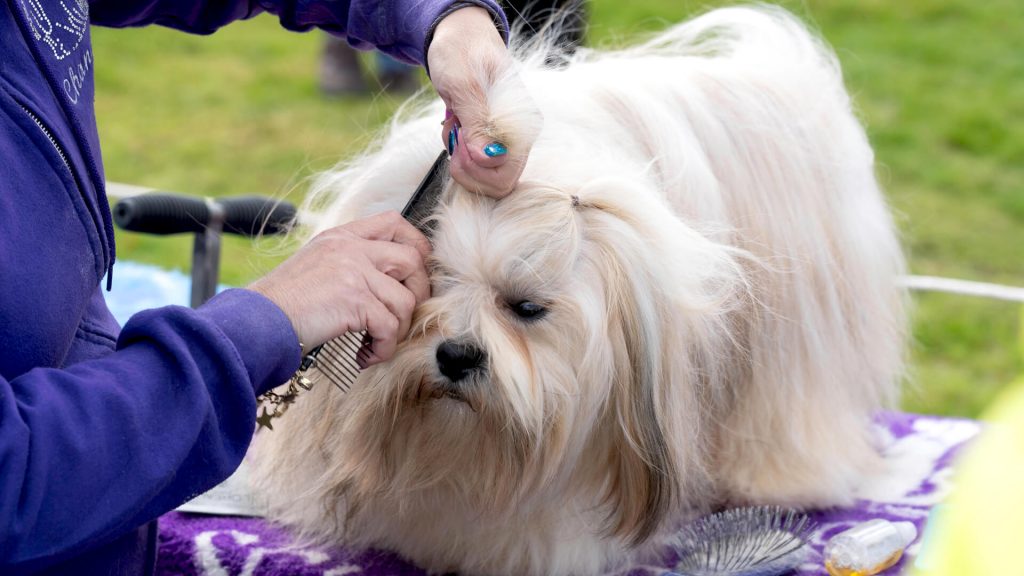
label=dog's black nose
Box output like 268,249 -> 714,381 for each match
435,340 -> 485,383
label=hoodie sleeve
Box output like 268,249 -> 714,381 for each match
88,0 -> 510,65
0,289 -> 300,571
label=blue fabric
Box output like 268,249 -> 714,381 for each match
102,262 -> 195,326
0,0 -> 505,573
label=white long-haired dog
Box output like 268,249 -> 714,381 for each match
252,6 -> 906,575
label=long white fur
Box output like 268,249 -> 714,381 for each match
252,6 -> 906,575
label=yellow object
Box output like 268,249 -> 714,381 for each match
913,376 -> 1024,575
825,551 -> 901,576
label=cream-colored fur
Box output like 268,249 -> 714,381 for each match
251,6 -> 906,575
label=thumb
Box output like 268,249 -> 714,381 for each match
460,120 -> 510,170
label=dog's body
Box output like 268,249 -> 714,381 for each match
252,7 -> 906,575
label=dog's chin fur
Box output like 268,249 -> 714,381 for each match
251,6 -> 907,576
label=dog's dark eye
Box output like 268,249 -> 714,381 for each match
510,300 -> 547,320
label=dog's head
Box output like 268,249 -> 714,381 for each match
321,158 -> 747,543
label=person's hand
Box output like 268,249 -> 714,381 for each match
249,211 -> 431,366
427,6 -> 538,199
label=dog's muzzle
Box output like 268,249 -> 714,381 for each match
411,340 -> 486,410
435,340 -> 486,383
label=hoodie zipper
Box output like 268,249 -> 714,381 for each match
19,102 -> 111,284
20,103 -> 73,171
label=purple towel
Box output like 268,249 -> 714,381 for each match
157,411 -> 979,576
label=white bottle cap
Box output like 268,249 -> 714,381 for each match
893,521 -> 918,547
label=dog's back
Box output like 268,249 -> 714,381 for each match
509,6 -> 906,506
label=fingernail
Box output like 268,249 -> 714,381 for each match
447,128 -> 456,155
444,108 -> 453,121
483,142 -> 507,157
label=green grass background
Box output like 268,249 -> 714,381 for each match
92,0 -> 1024,418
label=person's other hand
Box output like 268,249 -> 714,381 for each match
427,6 -> 537,199
249,211 -> 431,366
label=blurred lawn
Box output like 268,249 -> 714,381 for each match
92,0 -> 1023,418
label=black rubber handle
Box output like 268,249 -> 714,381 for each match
220,196 -> 297,237
113,194 -> 296,237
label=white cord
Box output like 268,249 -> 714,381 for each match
900,275 -> 1024,303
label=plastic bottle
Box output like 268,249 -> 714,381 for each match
824,519 -> 917,576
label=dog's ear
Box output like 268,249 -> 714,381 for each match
577,184 -> 747,545
602,255 -> 676,545
580,195 -> 678,545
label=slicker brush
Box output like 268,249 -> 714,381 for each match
668,506 -> 814,576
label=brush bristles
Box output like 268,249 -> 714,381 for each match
673,506 -> 813,576
309,331 -> 368,393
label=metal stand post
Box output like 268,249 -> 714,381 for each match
190,199 -> 225,308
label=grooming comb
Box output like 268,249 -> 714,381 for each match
256,151 -> 449,430
668,506 -> 814,576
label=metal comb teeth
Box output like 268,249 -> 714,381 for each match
300,332 -> 370,393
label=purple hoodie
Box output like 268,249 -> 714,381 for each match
0,1 -> 507,574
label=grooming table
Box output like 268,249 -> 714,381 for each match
154,411 -> 979,576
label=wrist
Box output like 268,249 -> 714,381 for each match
435,6 -> 495,37
425,4 -> 508,76
248,280 -> 305,347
